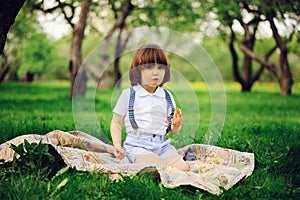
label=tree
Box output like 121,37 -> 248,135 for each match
207,0 -> 299,95
95,0 -> 134,88
0,0 -> 27,81
228,11 -> 265,92
32,0 -> 92,98
239,0 -> 298,95
1,2 -> 54,82
0,0 -> 27,55
68,0 -> 92,98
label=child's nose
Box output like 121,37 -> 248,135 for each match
152,65 -> 159,74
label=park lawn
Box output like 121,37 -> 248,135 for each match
0,81 -> 299,199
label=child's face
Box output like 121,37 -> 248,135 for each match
140,63 -> 165,92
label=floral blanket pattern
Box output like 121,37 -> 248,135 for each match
0,130 -> 254,195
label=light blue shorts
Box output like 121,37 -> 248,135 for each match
123,132 -> 179,163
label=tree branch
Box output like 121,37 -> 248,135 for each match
239,19 -> 251,42
252,46 -> 277,82
104,0 -> 134,40
267,15 -> 286,51
238,42 -> 279,78
32,0 -> 75,28
241,0 -> 263,15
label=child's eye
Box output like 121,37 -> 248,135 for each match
147,65 -> 154,69
143,64 -> 154,70
158,65 -> 165,70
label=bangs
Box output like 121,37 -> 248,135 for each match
133,44 -> 169,67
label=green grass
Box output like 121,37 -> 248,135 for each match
0,81 -> 300,199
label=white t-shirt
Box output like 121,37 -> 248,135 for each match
113,84 -> 176,135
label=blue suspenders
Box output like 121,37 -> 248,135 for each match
128,88 -> 139,133
164,89 -> 175,133
128,87 -> 175,134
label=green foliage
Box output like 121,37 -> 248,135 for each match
7,5 -> 41,43
201,36 -> 233,80
0,140 -> 66,179
43,59 -> 69,80
17,32 -> 57,77
212,1 -> 241,25
288,32 -> 300,54
211,0 -> 299,26
5,3 -> 69,80
129,0 -> 201,31
5,6 -> 40,80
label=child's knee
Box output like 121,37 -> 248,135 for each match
171,159 -> 190,171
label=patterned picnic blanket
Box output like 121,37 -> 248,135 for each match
0,130 -> 254,195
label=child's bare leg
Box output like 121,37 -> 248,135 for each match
135,152 -> 164,164
165,155 -> 190,171
135,152 -> 190,171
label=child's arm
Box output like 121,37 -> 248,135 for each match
110,113 -> 125,159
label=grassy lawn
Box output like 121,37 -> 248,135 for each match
0,81 -> 299,199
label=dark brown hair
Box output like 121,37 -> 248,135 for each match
129,44 -> 170,86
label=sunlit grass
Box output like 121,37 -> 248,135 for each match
0,80 -> 299,199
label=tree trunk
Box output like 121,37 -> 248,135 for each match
229,24 -> 260,92
113,29 -> 132,87
267,16 -> 293,96
113,33 -> 122,88
229,27 -> 244,86
0,51 -> 10,82
68,0 -> 91,98
0,0 -> 26,54
241,56 -> 253,92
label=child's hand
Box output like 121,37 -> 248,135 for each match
114,144 -> 125,159
171,108 -> 183,133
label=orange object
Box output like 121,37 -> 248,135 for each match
174,108 -> 181,115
